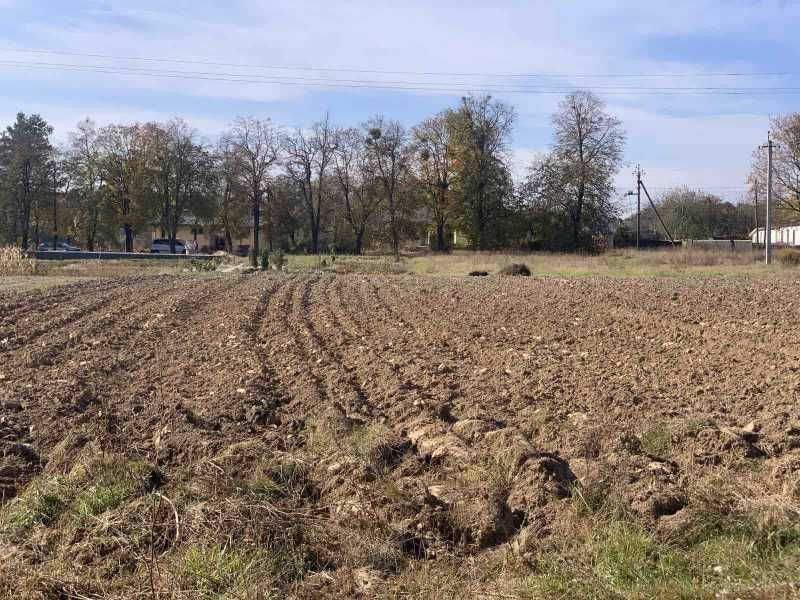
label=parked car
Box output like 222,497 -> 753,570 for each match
150,238 -> 187,254
37,241 -> 81,251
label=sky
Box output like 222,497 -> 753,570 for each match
1,0 -> 799,212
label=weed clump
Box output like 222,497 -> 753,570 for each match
499,263 -> 531,276
777,248 -> 800,267
0,246 -> 38,275
4,486 -> 65,530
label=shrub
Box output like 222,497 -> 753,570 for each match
271,249 -> 285,271
777,248 -> 800,267
189,258 -> 218,272
0,246 -> 38,276
640,423 -> 672,460
260,248 -> 269,270
499,263 -> 531,276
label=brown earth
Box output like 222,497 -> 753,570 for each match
1,272 -> 799,598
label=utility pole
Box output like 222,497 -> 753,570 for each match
52,159 -> 58,250
753,179 -> 759,239
761,135 -> 774,265
635,164 -> 642,249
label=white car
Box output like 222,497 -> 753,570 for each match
150,238 -> 187,254
38,241 -> 81,251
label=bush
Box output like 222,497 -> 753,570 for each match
499,263 -> 531,276
271,249 -> 285,271
0,246 -> 38,275
777,248 -> 800,267
260,248 -> 269,270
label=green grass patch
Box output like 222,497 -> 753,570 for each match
180,542 -> 315,597
594,522 -> 693,590
640,423 -> 673,461
247,457 -> 310,499
181,544 -> 257,595
520,495 -> 800,600
73,482 -> 130,521
4,487 -> 66,530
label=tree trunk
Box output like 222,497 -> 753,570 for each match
389,201 -> 400,261
252,197 -> 260,266
310,217 -> 319,254
124,224 -> 133,253
355,230 -> 364,255
52,186 -> 58,250
20,195 -> 31,250
436,222 -> 446,252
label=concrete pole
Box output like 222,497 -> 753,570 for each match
636,165 -> 641,250
766,136 -> 773,265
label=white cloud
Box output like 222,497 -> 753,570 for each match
0,0 -> 793,198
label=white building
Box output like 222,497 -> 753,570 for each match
750,225 -> 800,247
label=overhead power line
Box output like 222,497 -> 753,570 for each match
0,47 -> 795,79
2,59 -> 800,96
4,59 -> 800,92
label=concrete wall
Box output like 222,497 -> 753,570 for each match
682,239 -> 753,252
34,251 -> 216,261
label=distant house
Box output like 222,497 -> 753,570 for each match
139,223 -> 256,255
750,225 -> 800,247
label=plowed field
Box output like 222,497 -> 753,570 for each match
1,273 -> 799,599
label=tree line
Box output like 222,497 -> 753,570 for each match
622,188 -> 756,242
0,91 -> 629,258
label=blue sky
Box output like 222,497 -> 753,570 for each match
1,0 -> 798,208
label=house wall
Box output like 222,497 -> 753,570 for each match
145,226 -> 258,254
751,226 -> 800,246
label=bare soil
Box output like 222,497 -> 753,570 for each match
1,272 -> 798,598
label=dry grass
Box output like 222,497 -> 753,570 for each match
282,247 -> 800,279
0,246 -> 39,276
404,248 -> 787,279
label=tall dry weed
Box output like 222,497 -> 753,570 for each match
0,247 -> 39,276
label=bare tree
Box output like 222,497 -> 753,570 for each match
333,127 -> 382,254
364,115 -> 410,261
544,90 -> 625,248
750,114 -> 800,223
151,119 -> 214,253
226,117 -> 280,264
213,138 -> 249,252
283,113 -> 338,254
412,110 -> 458,251
67,118 -> 103,250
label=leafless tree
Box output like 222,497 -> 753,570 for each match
67,118 -> 103,250
364,115 -> 410,261
226,117 -> 280,264
333,127 -> 382,254
750,114 -> 800,223
213,137 -> 249,252
283,113 -> 338,254
538,91 -> 625,248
